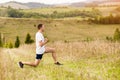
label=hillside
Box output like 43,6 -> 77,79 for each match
99,2 -> 120,6
70,0 -> 120,7
70,2 -> 86,7
0,1 -> 29,9
0,0 -> 120,9
0,18 -> 120,43
23,2 -> 51,9
0,1 -> 51,9
0,18 -> 120,80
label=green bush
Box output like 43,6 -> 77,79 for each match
3,43 -> 9,48
25,33 -> 34,44
9,42 -> 13,48
4,42 -> 13,49
7,8 -> 24,18
106,36 -> 113,41
113,28 -> 120,42
15,36 -> 20,48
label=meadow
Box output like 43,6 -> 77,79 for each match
0,41 -> 120,80
21,7 -> 93,14
0,6 -> 120,80
0,18 -> 120,43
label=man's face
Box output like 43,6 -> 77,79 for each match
41,25 -> 45,32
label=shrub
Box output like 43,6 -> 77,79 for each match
113,28 -> 120,42
15,36 -> 20,48
106,36 -> 113,41
7,8 -> 24,18
0,33 -> 5,47
4,41 -> 13,48
8,42 -> 13,49
25,33 -> 34,44
3,43 -> 9,48
0,33 -> 2,47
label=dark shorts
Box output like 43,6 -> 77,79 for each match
36,54 -> 43,60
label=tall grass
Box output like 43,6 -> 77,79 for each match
0,41 -> 120,80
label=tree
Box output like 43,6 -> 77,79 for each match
8,42 -> 13,49
25,33 -> 34,44
113,28 -> 120,42
109,14 -> 114,24
15,36 -> 20,48
0,33 -> 2,47
7,8 -> 24,18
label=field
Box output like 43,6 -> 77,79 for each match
21,7 -> 92,14
0,18 -> 120,43
0,41 -> 120,80
21,7 -> 118,16
0,6 -> 120,80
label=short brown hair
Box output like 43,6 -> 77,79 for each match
38,24 -> 43,29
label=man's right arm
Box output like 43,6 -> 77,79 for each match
39,38 -> 48,47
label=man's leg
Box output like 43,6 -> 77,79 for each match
22,59 -> 40,67
19,59 -> 40,68
45,47 -> 57,63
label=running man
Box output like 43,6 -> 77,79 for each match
19,24 -> 62,68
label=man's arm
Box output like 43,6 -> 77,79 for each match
39,38 -> 48,47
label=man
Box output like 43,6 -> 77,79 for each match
19,24 -> 62,68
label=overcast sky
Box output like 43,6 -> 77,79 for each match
0,0 -> 86,4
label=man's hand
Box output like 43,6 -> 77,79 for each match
45,38 -> 49,43
39,38 -> 49,47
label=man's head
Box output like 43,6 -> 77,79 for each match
38,24 -> 45,32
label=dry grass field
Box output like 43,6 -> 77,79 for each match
0,18 -> 120,43
0,6 -> 120,80
0,41 -> 120,80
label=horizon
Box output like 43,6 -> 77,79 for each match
0,0 -> 86,4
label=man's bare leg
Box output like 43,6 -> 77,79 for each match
23,59 -> 40,67
45,47 -> 57,63
19,59 -> 40,68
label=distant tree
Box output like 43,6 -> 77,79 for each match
25,33 -> 34,44
113,28 -> 120,42
3,43 -> 9,48
53,11 -> 58,14
7,8 -> 24,18
106,36 -> 113,41
7,6 -> 12,9
109,14 -> 114,24
15,36 -> 20,48
0,33 -> 2,47
92,13 -> 120,24
8,42 -> 13,49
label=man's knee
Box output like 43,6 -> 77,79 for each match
34,63 -> 39,67
34,61 -> 40,67
52,48 -> 56,53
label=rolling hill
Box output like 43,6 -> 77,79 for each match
0,1 -> 51,9
70,0 -> 120,7
0,0 -> 120,9
0,1 -> 29,9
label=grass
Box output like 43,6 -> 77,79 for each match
21,6 -> 118,16
0,6 -> 120,80
0,41 -> 120,80
0,18 -> 120,44
21,7 -> 93,14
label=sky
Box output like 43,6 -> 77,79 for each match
0,0 -> 86,4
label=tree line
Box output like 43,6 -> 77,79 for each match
1,28 -> 120,49
91,14 -> 120,24
0,7 -> 100,19
0,33 -> 34,49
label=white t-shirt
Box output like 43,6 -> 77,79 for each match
36,32 -> 45,54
